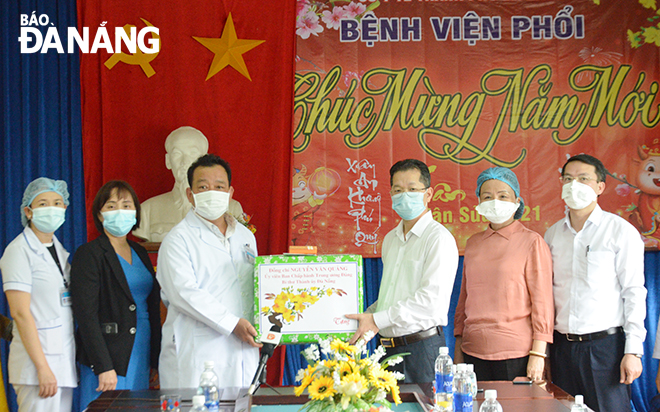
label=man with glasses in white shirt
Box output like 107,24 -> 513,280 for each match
347,159 -> 459,383
544,154 -> 646,412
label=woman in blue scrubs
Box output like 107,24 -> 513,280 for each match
70,181 -> 161,410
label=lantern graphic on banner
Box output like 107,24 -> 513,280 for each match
291,166 -> 342,246
308,167 -> 341,198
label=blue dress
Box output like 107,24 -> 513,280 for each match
79,249 -> 153,409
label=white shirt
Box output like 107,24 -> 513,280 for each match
0,227 -> 77,387
194,210 -> 237,249
372,211 -> 459,338
157,211 -> 258,388
544,204 -> 647,355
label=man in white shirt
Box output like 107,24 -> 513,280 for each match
347,159 -> 459,383
544,154 -> 646,412
157,154 -> 262,388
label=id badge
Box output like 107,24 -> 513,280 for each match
244,244 -> 256,264
60,288 -> 72,307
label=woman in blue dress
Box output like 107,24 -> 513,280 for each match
70,181 -> 161,410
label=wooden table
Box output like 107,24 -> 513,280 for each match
475,381 -> 583,411
416,381 -> 586,411
86,381 -> 585,411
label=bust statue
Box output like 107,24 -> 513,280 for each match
133,126 -> 244,242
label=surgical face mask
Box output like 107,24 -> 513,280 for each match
193,190 -> 229,221
562,180 -> 598,210
475,199 -> 520,224
30,206 -> 66,233
391,192 -> 427,220
102,210 -> 137,237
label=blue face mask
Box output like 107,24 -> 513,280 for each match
391,192 -> 427,220
102,210 -> 137,237
30,206 -> 66,233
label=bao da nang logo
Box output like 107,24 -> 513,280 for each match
18,12 -> 160,55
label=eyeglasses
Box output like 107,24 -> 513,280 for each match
560,175 -> 598,184
391,187 -> 429,195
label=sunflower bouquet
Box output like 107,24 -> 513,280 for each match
294,331 -> 405,412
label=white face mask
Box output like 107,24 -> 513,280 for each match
562,180 -> 598,210
475,199 -> 520,224
192,190 -> 229,221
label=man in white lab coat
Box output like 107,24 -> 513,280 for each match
157,154 -> 261,389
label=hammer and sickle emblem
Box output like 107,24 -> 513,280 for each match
104,18 -> 160,78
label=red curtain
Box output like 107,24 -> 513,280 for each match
77,0 -> 295,385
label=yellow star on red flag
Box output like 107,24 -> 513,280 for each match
193,13 -> 265,81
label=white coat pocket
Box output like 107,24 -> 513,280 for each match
36,317 -> 63,355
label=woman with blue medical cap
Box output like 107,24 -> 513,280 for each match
453,167 -> 554,382
0,178 -> 77,412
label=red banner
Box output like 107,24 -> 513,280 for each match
78,1 -> 295,255
291,0 -> 660,255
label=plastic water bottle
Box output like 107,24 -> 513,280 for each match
466,364 -> 478,400
452,364 -> 461,412
434,347 -> 454,411
479,389 -> 503,412
197,361 -> 220,412
191,395 -> 210,412
450,365 -> 458,411
453,363 -> 463,411
454,364 -> 473,412
571,395 -> 588,412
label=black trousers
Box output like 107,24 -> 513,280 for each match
383,329 -> 445,384
550,331 -> 631,412
462,352 -> 528,381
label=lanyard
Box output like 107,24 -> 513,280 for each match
46,244 -> 68,288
